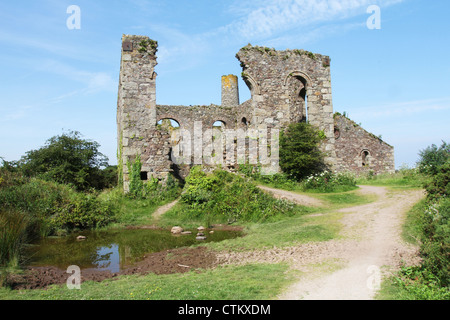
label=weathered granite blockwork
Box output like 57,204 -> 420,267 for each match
117,35 -> 170,191
235,46 -> 336,166
334,115 -> 395,175
117,34 -> 394,191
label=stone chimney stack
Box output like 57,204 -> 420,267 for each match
221,74 -> 239,107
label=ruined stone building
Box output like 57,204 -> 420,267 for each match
117,35 -> 394,191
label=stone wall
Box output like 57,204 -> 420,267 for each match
117,34 -> 394,190
221,74 -> 239,107
117,35 -> 170,191
334,114 -> 395,175
235,45 -> 336,167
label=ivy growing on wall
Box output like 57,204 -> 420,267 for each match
126,154 -> 143,198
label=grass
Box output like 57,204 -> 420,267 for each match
161,186 -> 377,252
111,197 -> 170,227
2,167 -> 413,300
1,175 -> 373,300
401,198 -> 427,245
356,169 -> 429,190
0,263 -> 292,300
375,189 -> 450,300
0,210 -> 29,268
309,189 -> 378,209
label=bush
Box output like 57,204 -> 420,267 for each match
424,159 -> 450,200
417,141 -> 449,176
279,122 -> 326,181
16,130 -> 112,191
388,265 -> 450,300
301,171 -> 357,193
0,175 -> 118,235
419,197 -> 450,287
51,192 -> 116,230
126,155 -> 181,201
179,167 -> 300,224
389,148 -> 450,298
0,177 -> 75,237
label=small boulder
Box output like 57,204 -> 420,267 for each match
197,226 -> 206,231
76,235 -> 86,241
196,236 -> 207,240
197,232 -> 205,236
171,226 -> 184,234
181,231 -> 192,235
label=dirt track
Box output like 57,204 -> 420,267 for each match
218,185 -> 426,300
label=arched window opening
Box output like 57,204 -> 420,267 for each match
157,118 -> 180,129
241,117 -> 248,126
299,86 -> 307,122
362,150 -> 370,167
212,120 -> 226,129
286,73 -> 308,123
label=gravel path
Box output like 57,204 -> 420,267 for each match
217,185 -> 426,300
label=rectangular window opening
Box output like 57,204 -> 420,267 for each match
140,171 -> 148,181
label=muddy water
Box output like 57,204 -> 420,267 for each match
25,228 -> 242,273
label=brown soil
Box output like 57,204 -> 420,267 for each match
9,246 -> 217,290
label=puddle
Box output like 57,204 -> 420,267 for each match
25,227 -> 242,273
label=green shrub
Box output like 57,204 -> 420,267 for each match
127,154 -> 181,201
419,197 -> 450,287
424,159 -> 450,200
178,167 -> 300,224
417,141 -> 449,176
127,154 -> 144,199
181,166 -> 220,205
386,265 -> 450,300
0,175 -> 118,235
301,171 -> 357,193
257,173 -> 298,190
17,130 -> 112,191
279,122 -> 326,181
0,177 -> 75,237
51,192 -> 116,230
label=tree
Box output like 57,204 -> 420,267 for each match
417,141 -> 449,176
19,131 -> 110,191
279,122 -> 326,181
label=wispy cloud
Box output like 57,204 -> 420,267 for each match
36,59 -> 116,93
222,0 -> 405,41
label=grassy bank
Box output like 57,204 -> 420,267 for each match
355,168 -> 429,189
363,164 -> 449,300
0,167 -> 377,299
0,263 -> 292,300
376,199 -> 450,300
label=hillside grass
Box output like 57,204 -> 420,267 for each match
355,169 -> 429,190
1,168 -> 379,300
0,263 -> 292,300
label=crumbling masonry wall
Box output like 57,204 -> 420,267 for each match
334,114 -> 395,174
117,35 -> 394,191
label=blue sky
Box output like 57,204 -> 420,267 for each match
0,0 -> 449,168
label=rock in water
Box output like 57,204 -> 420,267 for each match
171,226 -> 183,234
